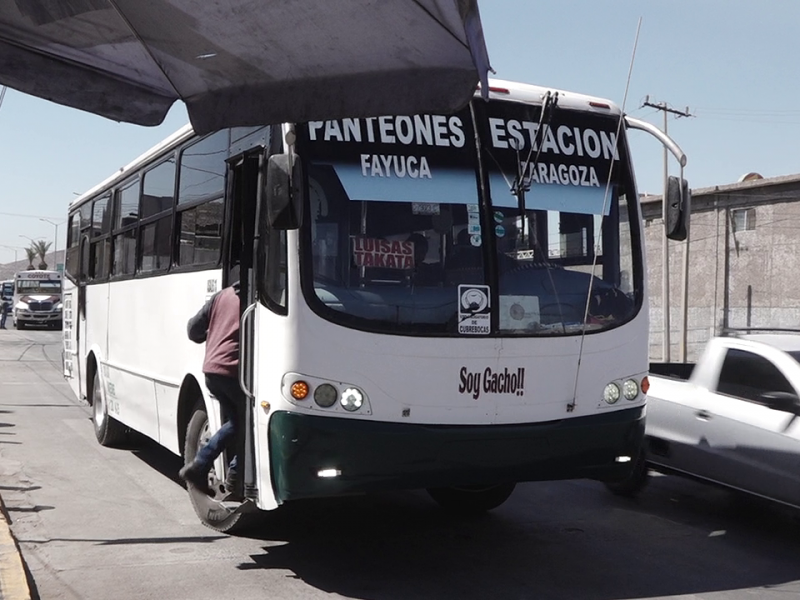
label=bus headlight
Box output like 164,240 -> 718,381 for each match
314,383 -> 338,408
282,374 -> 372,415
622,379 -> 639,400
340,387 -> 364,411
603,382 -> 621,404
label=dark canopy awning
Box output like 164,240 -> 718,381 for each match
0,0 -> 491,134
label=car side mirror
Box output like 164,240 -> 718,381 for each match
665,175 -> 690,241
265,153 -> 304,230
760,391 -> 800,414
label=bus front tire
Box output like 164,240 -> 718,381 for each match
92,369 -> 127,447
604,448 -> 649,498
427,482 -> 516,515
183,403 -> 260,534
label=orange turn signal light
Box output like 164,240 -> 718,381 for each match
641,376 -> 650,395
291,381 -> 309,400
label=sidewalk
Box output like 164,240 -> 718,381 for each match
0,492 -> 31,600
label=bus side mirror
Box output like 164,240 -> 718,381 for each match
665,176 -> 690,241
265,153 -> 304,230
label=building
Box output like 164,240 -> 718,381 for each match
642,172 -> 800,362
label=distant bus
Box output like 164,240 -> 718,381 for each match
13,270 -> 63,330
63,79 -> 689,532
1,279 -> 12,301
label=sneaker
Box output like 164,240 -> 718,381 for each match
220,489 -> 244,503
179,461 -> 213,496
224,473 -> 237,495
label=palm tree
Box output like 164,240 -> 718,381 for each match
25,246 -> 37,270
33,240 -> 51,270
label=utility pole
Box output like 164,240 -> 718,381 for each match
40,218 -> 64,272
642,97 -> 693,362
0,245 -> 20,265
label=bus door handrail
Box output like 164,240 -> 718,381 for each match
239,302 -> 257,399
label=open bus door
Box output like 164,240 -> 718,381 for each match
229,128 -> 299,506
220,126 -> 295,510
181,139 -> 266,531
185,129 -> 294,530
223,147 -> 262,501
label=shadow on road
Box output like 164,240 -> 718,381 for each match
122,431 -> 800,600
228,477 -> 800,600
129,434 -> 185,487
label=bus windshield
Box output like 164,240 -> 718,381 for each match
477,100 -> 640,335
16,279 -> 61,295
298,102 -> 640,336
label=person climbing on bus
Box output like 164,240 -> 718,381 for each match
179,271 -> 243,499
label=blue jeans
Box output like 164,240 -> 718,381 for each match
193,374 -> 244,477
0,310 -> 7,328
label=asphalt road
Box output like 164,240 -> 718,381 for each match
1,329 -> 800,600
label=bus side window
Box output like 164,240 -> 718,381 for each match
80,236 -> 90,283
258,207 -> 287,312
66,213 -> 81,278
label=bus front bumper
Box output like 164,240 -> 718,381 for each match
16,311 -> 61,325
268,406 -> 644,502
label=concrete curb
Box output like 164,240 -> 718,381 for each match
0,494 -> 31,600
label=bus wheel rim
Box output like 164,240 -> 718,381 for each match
93,378 -> 105,427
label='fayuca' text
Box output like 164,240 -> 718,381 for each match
360,154 -> 431,178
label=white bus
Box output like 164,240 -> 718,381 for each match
13,269 -> 63,330
62,79 -> 689,532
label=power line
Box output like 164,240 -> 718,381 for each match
641,96 -> 694,121
695,106 -> 800,116
0,211 -> 62,219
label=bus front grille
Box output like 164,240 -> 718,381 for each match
29,301 -> 53,312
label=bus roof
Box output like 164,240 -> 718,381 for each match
481,79 -> 621,115
15,270 -> 62,281
69,78 -> 623,211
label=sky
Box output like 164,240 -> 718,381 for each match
1,0 -> 799,265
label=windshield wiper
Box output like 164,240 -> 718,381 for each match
505,91 -> 559,259
511,90 -> 559,207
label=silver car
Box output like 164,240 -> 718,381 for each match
606,332 -> 800,508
